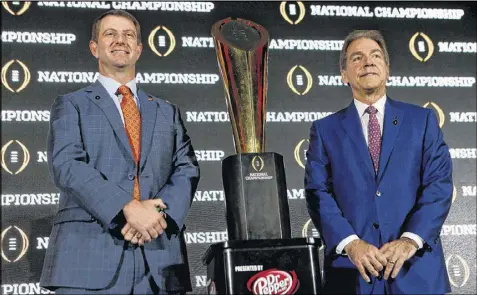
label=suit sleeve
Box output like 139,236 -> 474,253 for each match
155,105 -> 200,233
402,109 -> 453,247
48,96 -> 133,228
305,121 -> 357,253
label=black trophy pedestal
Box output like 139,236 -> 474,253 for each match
222,152 -> 291,240
202,238 -> 322,295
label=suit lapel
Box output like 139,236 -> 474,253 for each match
340,102 -> 375,178
85,81 -> 135,162
138,88 -> 157,170
377,98 -> 403,182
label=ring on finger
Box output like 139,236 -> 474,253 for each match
388,260 -> 395,264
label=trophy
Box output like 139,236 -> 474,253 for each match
211,18 -> 291,240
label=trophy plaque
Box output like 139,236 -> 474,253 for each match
211,18 -> 291,240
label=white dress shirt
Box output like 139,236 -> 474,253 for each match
97,74 -> 139,125
335,95 -> 424,255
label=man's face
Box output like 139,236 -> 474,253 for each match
341,38 -> 389,94
89,15 -> 142,70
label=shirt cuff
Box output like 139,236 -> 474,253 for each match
109,210 -> 125,230
401,232 -> 424,249
109,222 -> 118,230
336,234 -> 359,255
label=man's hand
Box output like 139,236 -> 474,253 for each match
344,239 -> 388,283
380,238 -> 418,280
120,214 -> 166,245
121,199 -> 168,244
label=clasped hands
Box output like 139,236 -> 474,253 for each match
344,238 -> 419,283
121,198 -> 168,246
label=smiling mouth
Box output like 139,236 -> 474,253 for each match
111,50 -> 129,54
360,73 -> 377,77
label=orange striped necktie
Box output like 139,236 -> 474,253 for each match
117,85 -> 141,200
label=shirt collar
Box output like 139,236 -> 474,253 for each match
97,74 -> 138,99
354,94 -> 387,117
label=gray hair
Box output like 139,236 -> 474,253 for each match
339,30 -> 390,71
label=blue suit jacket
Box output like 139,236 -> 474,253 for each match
305,97 -> 452,294
40,81 -> 200,292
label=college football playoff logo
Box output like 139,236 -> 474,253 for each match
409,32 -> 434,62
1,140 -> 30,175
302,219 -> 325,250
280,1 -> 306,25
287,65 -> 313,95
2,1 -> 31,16
1,226 -> 29,263
1,60 -> 31,93
452,185 -> 457,203
294,139 -> 309,169
446,254 -> 470,288
148,26 -> 176,57
251,155 -> 265,172
423,101 -> 445,128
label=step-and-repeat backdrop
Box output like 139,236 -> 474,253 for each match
2,1 -> 476,294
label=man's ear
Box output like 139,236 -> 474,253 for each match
136,42 -> 143,59
89,40 -> 98,58
341,70 -> 349,85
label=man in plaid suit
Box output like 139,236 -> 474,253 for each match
40,9 -> 200,295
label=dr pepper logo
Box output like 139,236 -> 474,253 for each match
247,269 -> 300,294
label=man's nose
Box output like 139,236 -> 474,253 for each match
114,33 -> 126,43
363,55 -> 375,66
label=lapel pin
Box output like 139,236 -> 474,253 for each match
148,97 -> 153,101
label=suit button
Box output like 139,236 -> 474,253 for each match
373,223 -> 379,229
91,217 -> 96,221
376,191 -> 381,197
128,174 -> 135,180
377,275 -> 382,281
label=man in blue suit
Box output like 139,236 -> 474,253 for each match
40,9 -> 200,295
305,30 -> 452,294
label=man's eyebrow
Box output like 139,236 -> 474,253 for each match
349,51 -> 363,58
102,28 -> 136,34
370,48 -> 383,54
349,49 -> 383,58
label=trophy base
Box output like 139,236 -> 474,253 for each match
202,238 -> 322,295
222,152 -> 291,240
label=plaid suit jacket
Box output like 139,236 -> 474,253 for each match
40,81 -> 200,292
